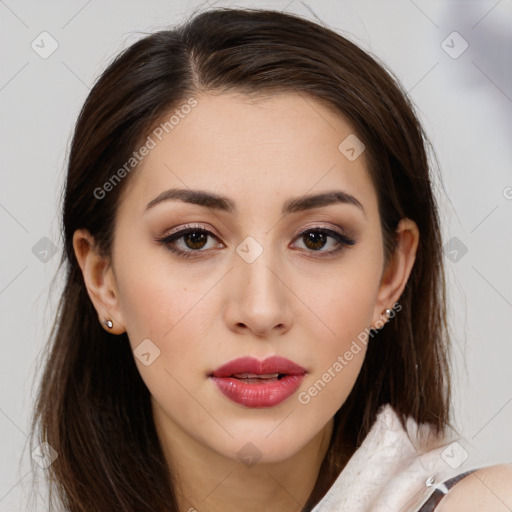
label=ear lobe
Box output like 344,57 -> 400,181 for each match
371,218 -> 419,329
72,229 -> 126,334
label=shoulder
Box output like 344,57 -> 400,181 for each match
436,463 -> 512,512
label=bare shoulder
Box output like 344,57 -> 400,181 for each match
436,463 -> 512,512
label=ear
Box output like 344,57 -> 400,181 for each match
371,218 -> 419,329
72,229 -> 126,334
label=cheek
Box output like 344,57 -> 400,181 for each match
319,282 -> 376,342
295,292 -> 372,419
294,258 -> 382,410
115,246 -> 210,342
114,252 -> 219,386
115,266 -> 214,415
300,254 -> 381,348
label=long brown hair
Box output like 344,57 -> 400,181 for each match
29,7 -> 451,511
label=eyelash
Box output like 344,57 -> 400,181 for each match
157,224 -> 356,259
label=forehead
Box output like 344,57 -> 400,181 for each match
119,91 -> 377,218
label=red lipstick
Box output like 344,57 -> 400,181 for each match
210,356 -> 306,408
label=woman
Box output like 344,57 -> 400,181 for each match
29,7 -> 512,511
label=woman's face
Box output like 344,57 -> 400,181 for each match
96,92 -> 400,463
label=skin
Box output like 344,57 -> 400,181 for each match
436,463 -> 512,511
72,91 -> 511,511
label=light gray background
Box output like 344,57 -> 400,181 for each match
1,0 -> 511,510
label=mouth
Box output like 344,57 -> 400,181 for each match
210,355 -> 307,378
228,372 -> 283,383
209,356 -> 307,408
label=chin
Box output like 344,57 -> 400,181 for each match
211,423 -> 321,466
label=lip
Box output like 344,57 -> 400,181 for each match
210,356 -> 307,408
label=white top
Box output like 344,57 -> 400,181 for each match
312,403 -> 480,512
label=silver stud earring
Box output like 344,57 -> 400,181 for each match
385,309 -> 392,318
104,319 -> 113,329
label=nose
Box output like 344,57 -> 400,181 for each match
223,245 -> 293,338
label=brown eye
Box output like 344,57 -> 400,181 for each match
293,228 -> 356,256
302,231 -> 328,250
183,231 -> 208,250
158,226 -> 222,258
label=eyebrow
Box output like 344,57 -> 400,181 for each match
145,188 -> 365,216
